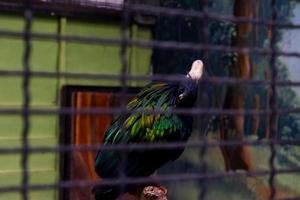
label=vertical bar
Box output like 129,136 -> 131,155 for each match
119,0 -> 130,198
56,17 -> 67,103
120,2 -> 130,89
269,0 -> 278,199
199,0 -> 209,199
21,1 -> 32,200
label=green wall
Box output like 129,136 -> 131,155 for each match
0,14 -> 151,200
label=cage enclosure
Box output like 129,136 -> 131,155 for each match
0,0 -> 299,200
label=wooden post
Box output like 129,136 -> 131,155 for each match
219,0 -> 256,171
251,94 -> 260,136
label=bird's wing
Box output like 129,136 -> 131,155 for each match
95,83 -> 189,177
95,108 -> 188,176
102,82 -> 185,145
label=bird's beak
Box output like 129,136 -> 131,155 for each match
187,60 -> 203,82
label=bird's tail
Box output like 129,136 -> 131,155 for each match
92,186 -> 119,200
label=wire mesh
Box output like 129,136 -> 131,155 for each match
0,0 -> 299,200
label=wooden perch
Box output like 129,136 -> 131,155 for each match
140,186 -> 168,200
122,185 -> 168,200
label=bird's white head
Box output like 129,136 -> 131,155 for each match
187,60 -> 203,82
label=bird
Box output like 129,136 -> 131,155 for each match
93,60 -> 204,200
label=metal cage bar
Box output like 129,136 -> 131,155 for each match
21,1 -> 32,200
0,0 -> 298,200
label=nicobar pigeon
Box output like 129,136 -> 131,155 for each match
93,60 -> 204,200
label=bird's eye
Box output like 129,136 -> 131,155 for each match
179,88 -> 185,94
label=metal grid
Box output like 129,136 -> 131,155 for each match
0,0 -> 299,200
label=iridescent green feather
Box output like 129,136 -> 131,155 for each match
94,80 -> 194,196
102,82 -> 183,145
